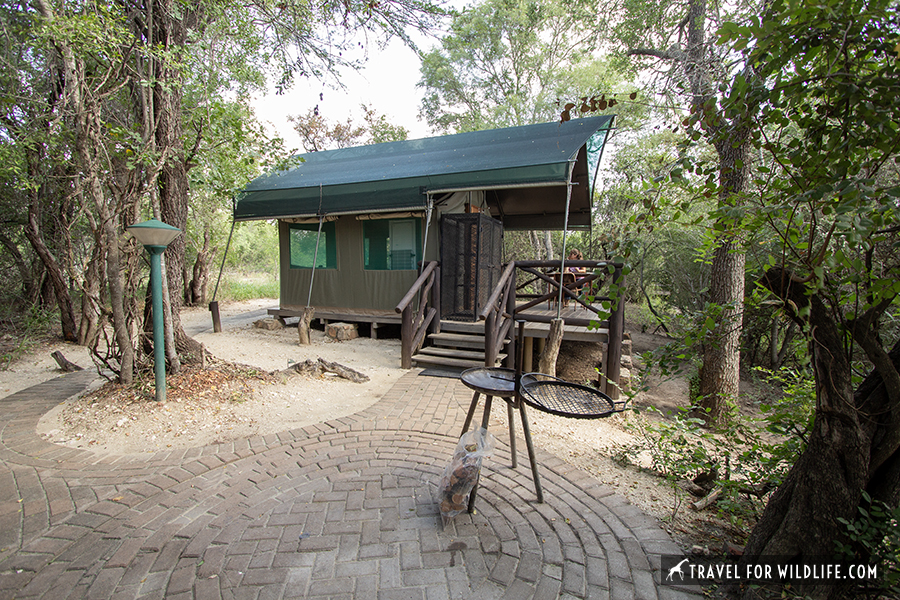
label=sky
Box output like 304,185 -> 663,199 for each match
250,35 -> 436,152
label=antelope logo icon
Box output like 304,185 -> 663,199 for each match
666,558 -> 690,581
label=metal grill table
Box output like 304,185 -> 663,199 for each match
456,322 -> 629,513
519,375 -> 627,419
459,367 -> 544,509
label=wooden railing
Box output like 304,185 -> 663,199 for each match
479,260 -> 626,398
395,261 -> 441,369
478,262 -> 517,368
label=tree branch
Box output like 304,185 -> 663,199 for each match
627,46 -> 688,62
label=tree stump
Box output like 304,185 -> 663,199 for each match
298,308 -> 315,345
51,351 -> 83,372
537,318 -> 564,376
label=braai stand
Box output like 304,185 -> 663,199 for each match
459,321 -> 627,513
459,364 -> 544,511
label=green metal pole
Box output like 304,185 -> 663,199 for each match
148,246 -> 167,402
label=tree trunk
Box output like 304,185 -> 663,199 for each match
538,318 -> 565,376
0,229 -> 39,305
698,236 -> 745,424
698,135 -> 750,426
78,227 -> 105,347
152,0 -> 203,364
528,230 -> 543,259
298,308 -> 315,345
733,268 -> 900,600
81,105 -> 133,383
188,228 -> 211,305
23,200 -> 78,343
159,252 -> 181,373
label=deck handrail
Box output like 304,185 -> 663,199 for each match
395,261 -> 438,314
478,261 -> 517,322
477,262 -> 517,368
515,261 -> 618,317
478,259 -> 626,399
395,261 -> 441,369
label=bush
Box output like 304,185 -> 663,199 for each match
620,365 -> 816,531
216,272 -> 279,301
837,491 -> 900,597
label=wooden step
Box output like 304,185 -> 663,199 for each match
438,320 -> 485,334
415,347 -> 486,361
428,332 -> 487,350
411,354 -> 485,370
416,347 -> 508,362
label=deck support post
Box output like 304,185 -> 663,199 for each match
484,311 -> 497,367
504,274 -> 516,369
601,266 -> 625,399
401,306 -> 413,369
431,266 -> 441,336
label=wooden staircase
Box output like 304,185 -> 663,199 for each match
411,321 -> 506,371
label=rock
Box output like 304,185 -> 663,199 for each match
253,318 -> 283,330
325,322 -> 358,341
724,541 -> 745,558
618,367 -> 632,393
691,545 -> 711,557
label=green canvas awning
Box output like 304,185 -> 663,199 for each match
234,116 -> 614,230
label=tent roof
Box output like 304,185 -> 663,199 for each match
234,116 -> 614,229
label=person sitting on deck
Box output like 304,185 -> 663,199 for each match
566,248 -> 585,273
565,248 -> 586,307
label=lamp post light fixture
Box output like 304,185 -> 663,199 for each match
127,218 -> 182,402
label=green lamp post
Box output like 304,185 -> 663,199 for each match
127,218 -> 182,402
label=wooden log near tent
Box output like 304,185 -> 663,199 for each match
537,318 -> 565,375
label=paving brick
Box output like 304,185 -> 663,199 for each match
307,576 -> 354,596
15,561 -> 67,597
166,565 -> 197,595
106,537 -> 149,569
378,588 -> 426,600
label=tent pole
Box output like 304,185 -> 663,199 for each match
421,196 -> 434,277
307,184 -> 325,308
209,217 -> 236,333
556,159 -> 576,320
307,218 -> 324,308
211,218 -> 236,303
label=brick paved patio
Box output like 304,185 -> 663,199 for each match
0,368 -> 702,599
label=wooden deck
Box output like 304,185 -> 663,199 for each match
441,302 -> 610,343
269,304 -> 608,343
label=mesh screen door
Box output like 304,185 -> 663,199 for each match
440,213 -> 503,321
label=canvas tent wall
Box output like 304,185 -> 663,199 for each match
235,116 -> 614,312
278,213 -> 434,311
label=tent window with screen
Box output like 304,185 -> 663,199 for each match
289,222 -> 336,269
363,219 -> 422,271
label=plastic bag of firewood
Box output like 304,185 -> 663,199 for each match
437,428 -> 495,522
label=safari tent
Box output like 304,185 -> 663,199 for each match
234,116 -> 614,323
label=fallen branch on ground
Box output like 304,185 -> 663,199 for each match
284,358 -> 370,383
691,486 -> 723,511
